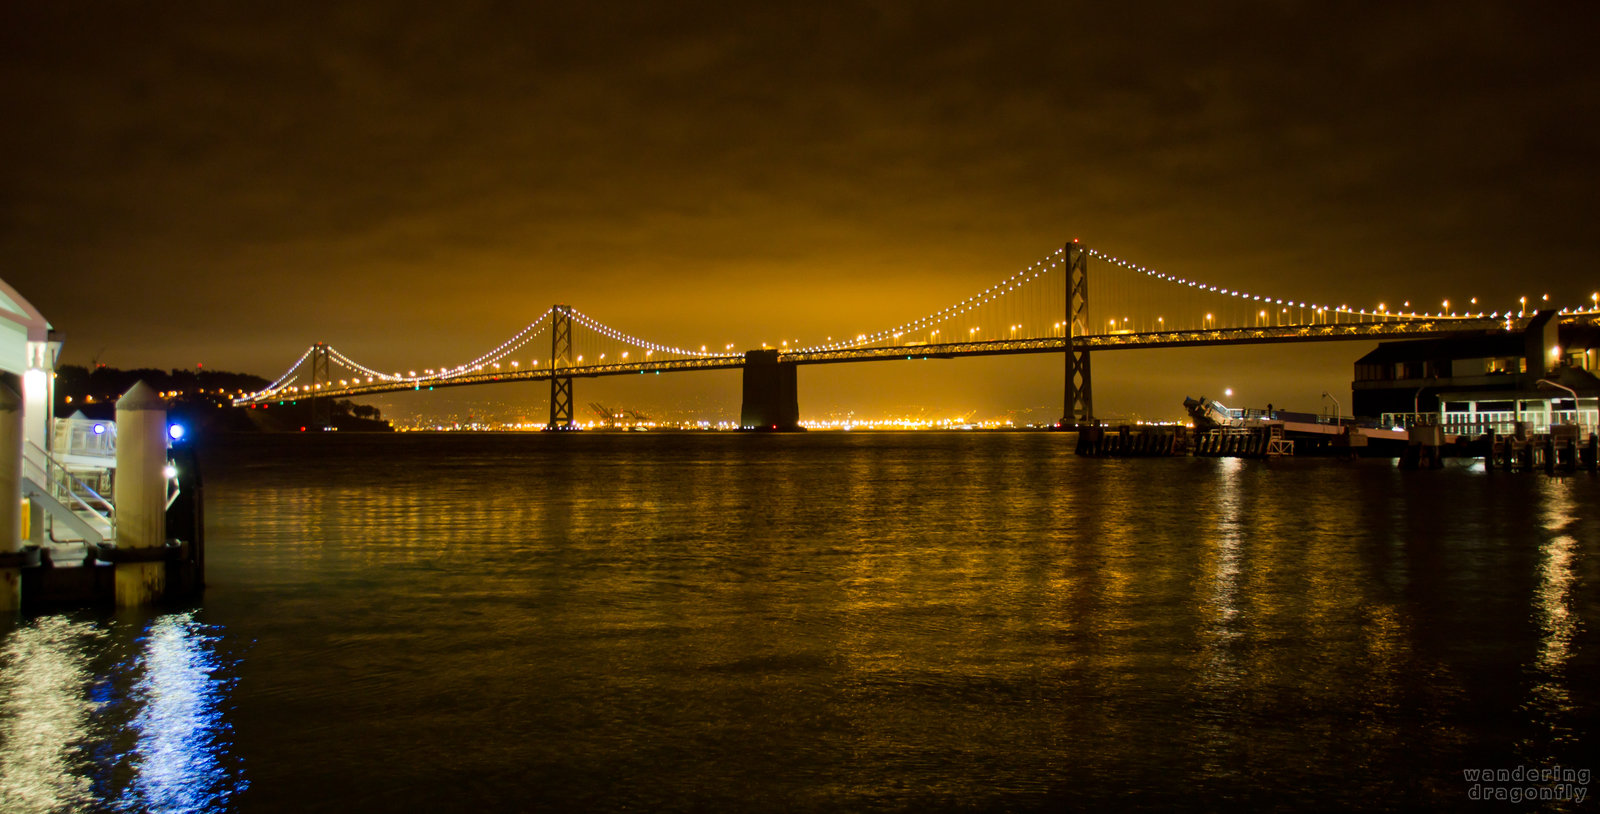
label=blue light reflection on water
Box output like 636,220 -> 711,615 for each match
114,611 -> 248,813
0,610 -> 245,814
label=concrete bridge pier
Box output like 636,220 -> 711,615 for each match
740,350 -> 802,431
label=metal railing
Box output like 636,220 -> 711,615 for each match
23,440 -> 117,541
52,415 -> 118,458
1383,411 -> 1596,438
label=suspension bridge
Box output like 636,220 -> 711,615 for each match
235,241 -> 1596,430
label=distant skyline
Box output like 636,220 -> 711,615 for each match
5,2 -> 1597,420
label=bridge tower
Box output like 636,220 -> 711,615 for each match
1062,242 -> 1093,428
308,342 -> 331,430
548,305 -> 575,430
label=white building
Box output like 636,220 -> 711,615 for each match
0,277 -> 59,453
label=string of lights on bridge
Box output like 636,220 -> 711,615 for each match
791,242 -> 1570,357
237,307 -> 730,402
568,308 -> 726,358
257,345 -> 317,395
1084,247 -> 1571,325
796,247 -> 1068,353
334,310 -> 561,385
238,241 -> 1599,405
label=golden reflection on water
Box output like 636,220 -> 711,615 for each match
1199,457 -> 1244,690
185,435 -> 1600,809
1527,477 -> 1579,751
0,617 -> 101,814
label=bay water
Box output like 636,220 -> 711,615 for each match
1,432 -> 1595,811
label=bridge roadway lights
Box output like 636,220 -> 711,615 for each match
739,349 -> 803,431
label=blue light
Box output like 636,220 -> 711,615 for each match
93,423 -> 106,435
168,424 -> 185,441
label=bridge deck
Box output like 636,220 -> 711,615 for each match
239,317 -> 1523,403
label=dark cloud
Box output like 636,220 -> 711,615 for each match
3,1 -> 1596,418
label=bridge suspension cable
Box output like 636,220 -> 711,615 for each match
1080,247 -> 1480,333
258,345 -> 317,394
236,305 -> 732,404
569,308 -> 723,358
237,238 -> 1593,408
796,247 -> 1070,353
794,240 -> 1521,361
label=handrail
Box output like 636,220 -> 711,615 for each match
23,440 -> 116,533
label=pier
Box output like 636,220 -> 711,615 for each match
1,279 -> 203,610
1075,408 -> 1598,472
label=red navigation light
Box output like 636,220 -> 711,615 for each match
300,426 -> 306,432
1072,238 -> 1079,243
771,425 -> 777,430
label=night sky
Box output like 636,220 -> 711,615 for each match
5,2 -> 1598,421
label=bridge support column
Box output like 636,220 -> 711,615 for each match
1062,241 -> 1094,428
740,350 -> 801,431
548,305 -> 575,430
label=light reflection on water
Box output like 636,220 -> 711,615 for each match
1526,477 -> 1581,761
0,611 -> 244,813
114,612 -> 247,813
5,432 -> 1598,812
0,617 -> 101,812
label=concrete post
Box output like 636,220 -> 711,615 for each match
114,381 -> 167,607
0,378 -> 22,610
21,340 -> 55,457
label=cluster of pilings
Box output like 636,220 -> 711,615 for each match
1076,424 -> 1301,459
1075,424 -> 1191,457
1486,430 -> 1600,473
1398,423 -> 1600,472
1192,427 -> 1283,458
1078,422 -> 1319,460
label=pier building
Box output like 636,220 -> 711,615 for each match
1353,310 -> 1600,435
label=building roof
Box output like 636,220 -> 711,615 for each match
1356,320 -> 1600,366
0,276 -> 52,376
1355,332 -> 1523,365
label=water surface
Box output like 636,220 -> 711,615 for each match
2,432 -> 1595,811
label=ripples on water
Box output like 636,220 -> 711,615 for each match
0,611 -> 244,813
1,432 -> 1595,812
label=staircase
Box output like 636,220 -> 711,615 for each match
21,441 -> 115,545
